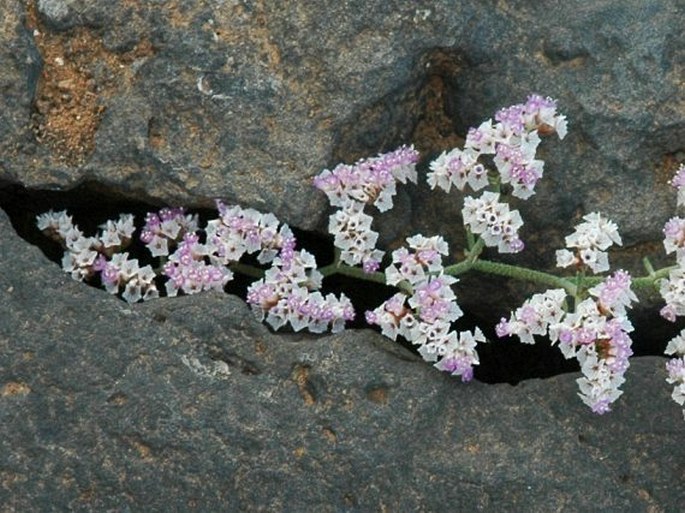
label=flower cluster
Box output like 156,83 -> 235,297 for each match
366,235 -> 485,382
384,234 -> 449,286
95,253 -> 159,303
498,269 -> 637,414
328,202 -> 384,272
495,288 -> 567,344
662,165 -> 685,274
659,165 -> 685,416
38,201 -> 357,333
427,148 -> 488,193
246,249 -> 355,333
37,210 -> 139,283
206,201 -> 296,266
140,207 -> 199,257
146,203 -> 298,299
37,94 -> 685,420
313,145 -> 420,273
428,94 -> 567,199
462,191 -> 524,253
659,268 -> 685,322
662,215 -> 685,265
313,145 -> 419,211
426,96 -> 565,258
163,233 -> 233,297
669,163 -> 685,208
664,330 -> 685,420
555,213 -> 622,273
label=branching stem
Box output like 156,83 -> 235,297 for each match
230,254 -> 675,300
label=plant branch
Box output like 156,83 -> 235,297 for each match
466,259 -> 578,295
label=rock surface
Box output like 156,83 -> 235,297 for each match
1,208 -> 684,512
1,0 -> 683,332
1,0 -> 682,229
1,3 -> 684,509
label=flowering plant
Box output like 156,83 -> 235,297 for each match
37,95 -> 685,419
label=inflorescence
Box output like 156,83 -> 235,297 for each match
37,95 -> 685,420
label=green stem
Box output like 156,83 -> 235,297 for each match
572,265 -> 674,291
465,228 -> 476,252
466,237 -> 485,263
632,265 -> 675,290
319,262 -> 413,294
466,259 -> 578,295
321,264 -> 386,283
230,247 -> 676,302
643,256 -> 656,276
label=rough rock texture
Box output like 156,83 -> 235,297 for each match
0,0 -> 683,331
1,209 -> 684,512
1,3 -> 684,508
1,0 -> 682,227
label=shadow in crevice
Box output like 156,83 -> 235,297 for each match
1,43 -> 679,384
0,180 -> 159,260
0,180 -> 678,385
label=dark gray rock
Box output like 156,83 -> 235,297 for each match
0,3 -> 42,173
0,208 -> 683,512
36,0 -> 76,31
0,1 -> 682,335
1,0 -> 681,227
1,1 -> 684,505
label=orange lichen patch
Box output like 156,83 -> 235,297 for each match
251,4 -> 282,70
465,443 -> 481,455
365,385 -> 389,405
411,73 -> 464,156
254,339 -> 267,355
321,426 -> 337,444
123,436 -> 153,461
167,2 -> 192,29
132,440 -> 152,460
1,6 -> 21,37
292,363 -> 316,406
1,470 -> 29,490
24,1 -> 154,166
1,381 -> 31,397
654,152 -> 684,185
106,392 -> 128,406
212,0 -> 281,71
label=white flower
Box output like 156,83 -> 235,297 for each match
497,288 -> 567,344
576,347 -> 625,414
555,249 -> 576,268
327,203 -> 383,270
660,268 -> 685,320
557,213 -> 621,274
462,192 -> 524,253
465,120 -> 497,154
665,330 -> 685,356
427,148 -> 488,194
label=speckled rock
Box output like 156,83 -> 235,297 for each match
0,0 -> 681,231
1,7 -> 684,506
0,207 -> 683,512
1,0 -> 683,331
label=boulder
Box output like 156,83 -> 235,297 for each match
0,208 -> 683,512
1,0 -> 683,334
0,0 -> 680,227
0,3 -> 684,507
